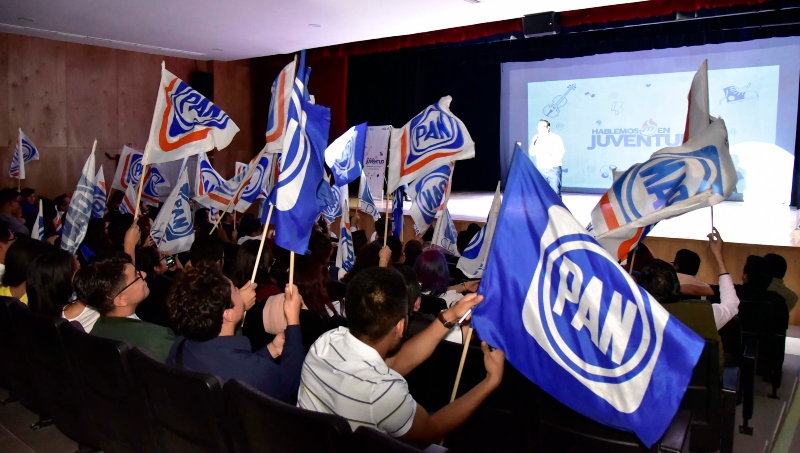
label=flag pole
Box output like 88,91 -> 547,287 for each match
289,251 -> 295,292
383,190 -> 390,247
133,164 -> 147,220
710,206 -> 715,232
250,204 -> 274,282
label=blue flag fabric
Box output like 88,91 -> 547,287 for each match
61,151 -> 96,256
324,122 -> 368,187
408,164 -> 451,235
472,150 -> 704,447
321,180 -> 342,225
391,186 -> 404,239
268,53 -> 331,254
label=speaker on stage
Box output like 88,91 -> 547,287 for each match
523,12 -> 561,38
190,71 -> 214,101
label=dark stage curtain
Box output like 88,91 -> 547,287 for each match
347,6 -> 800,195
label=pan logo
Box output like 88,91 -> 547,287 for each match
408,105 -> 465,158
523,206 -> 664,411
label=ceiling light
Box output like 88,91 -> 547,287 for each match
308,24 -> 321,27
463,0 -> 480,3
212,47 -> 224,51
18,17 -> 34,22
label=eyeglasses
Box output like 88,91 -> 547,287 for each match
113,270 -> 143,300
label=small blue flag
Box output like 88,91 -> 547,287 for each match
391,186 -> 404,239
324,122 -> 368,187
472,149 -> 704,447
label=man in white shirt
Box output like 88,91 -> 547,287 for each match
528,119 -> 566,198
298,267 -> 505,443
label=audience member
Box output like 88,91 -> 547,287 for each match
0,237 -> 52,304
0,188 -> 29,236
414,249 -> 478,308
189,235 -> 225,267
639,229 -> 738,370
19,188 -> 37,229
340,241 -> 388,283
371,216 -> 390,242
26,248 -> 77,317
82,218 -> 113,256
385,235 -> 406,265
672,249 -> 713,297
74,254 -> 175,362
167,265 -> 304,403
299,267 -> 504,441
404,239 -> 423,266
106,191 -> 124,213
137,215 -> 156,248
236,214 -> 263,245
765,253 -> 798,312
134,246 -> 179,328
230,240 -> 282,351
54,194 -> 71,213
0,219 -> 13,280
396,265 -> 464,343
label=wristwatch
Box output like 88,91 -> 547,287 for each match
436,310 -> 455,329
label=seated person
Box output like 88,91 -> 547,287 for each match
764,253 -> 797,313
74,254 -> 176,362
167,265 -> 304,403
396,265 -> 464,343
1,237 -> 53,304
639,229 -> 738,368
414,249 -> 479,310
672,249 -> 713,297
134,246 -> 181,328
298,267 -> 504,442
236,214 -> 263,245
189,235 -> 224,268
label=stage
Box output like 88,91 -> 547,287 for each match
366,192 -> 800,324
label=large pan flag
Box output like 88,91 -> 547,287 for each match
10,129 -> 40,179
267,51 -> 331,254
151,168 -> 195,254
387,96 -> 475,193
143,65 -> 239,165
588,60 -> 737,261
472,149 -> 704,447
61,148 -> 96,256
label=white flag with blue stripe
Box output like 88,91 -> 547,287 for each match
321,180 -> 343,225
61,147 -> 96,255
456,181 -> 501,278
358,171 -> 381,221
324,122 -> 368,187
472,149 -> 704,447
10,129 -> 40,179
151,168 -> 194,254
92,167 -> 107,219
408,163 -> 452,235
335,186 -> 355,272
31,199 -> 44,241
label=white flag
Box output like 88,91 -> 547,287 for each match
457,182 -> 501,278
61,147 -> 96,255
142,65 -> 239,165
358,171 -> 381,221
31,199 -> 44,241
151,169 -> 194,254
334,186 -> 355,272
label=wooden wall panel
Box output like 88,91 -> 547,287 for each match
66,44 -> 118,148
164,56 -> 196,83
116,50 -> 162,148
212,60 -> 254,179
0,34 -> 9,148
7,35 -> 67,148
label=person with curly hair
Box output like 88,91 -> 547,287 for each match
166,264 -> 305,403
74,253 -> 176,362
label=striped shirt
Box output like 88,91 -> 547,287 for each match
298,327 -> 417,437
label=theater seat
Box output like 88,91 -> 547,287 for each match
129,348 -> 234,453
60,324 -> 158,453
352,426 -> 449,452
223,379 -> 352,453
0,297 -> 51,427
9,304 -> 102,450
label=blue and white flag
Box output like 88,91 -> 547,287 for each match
31,199 -> 44,241
233,150 -> 273,212
10,129 -> 40,179
195,151 -> 226,197
268,51 -> 331,254
431,207 -> 459,256
472,150 -> 704,447
112,146 -> 144,191
265,60 -> 296,153
151,169 -> 194,254
140,166 -> 170,207
61,147 -> 96,255
91,166 -> 107,219
335,186 -> 355,272
321,179 -> 343,225
387,96 -> 475,192
324,122 -> 368,187
408,164 -> 452,235
119,183 -> 138,215
391,186 -> 404,239
358,171 -> 381,221
457,181 -> 501,278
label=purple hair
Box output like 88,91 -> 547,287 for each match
413,249 -> 450,298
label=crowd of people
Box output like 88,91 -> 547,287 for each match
0,185 -> 795,445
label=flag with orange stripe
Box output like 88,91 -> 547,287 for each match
265,60 -> 296,153
142,64 -> 239,165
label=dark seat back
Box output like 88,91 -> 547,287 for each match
352,426 -> 426,452
60,323 -> 157,453
680,339 -> 722,452
129,347 -> 233,453
8,304 -> 102,448
0,297 -> 45,413
223,379 -> 352,453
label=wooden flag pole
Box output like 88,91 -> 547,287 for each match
383,190 -> 390,247
627,247 -> 638,276
450,327 -> 473,402
289,251 -> 296,290
209,200 -> 234,234
250,204 -> 274,282
133,164 -> 147,220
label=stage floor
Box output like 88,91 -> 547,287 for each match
375,192 -> 800,248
